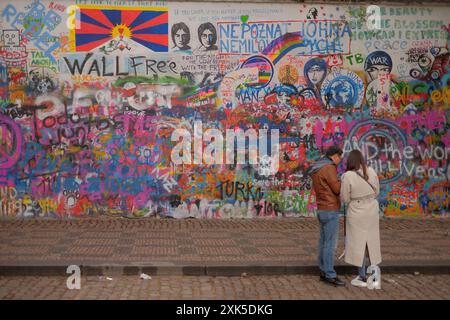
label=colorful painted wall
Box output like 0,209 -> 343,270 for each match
0,0 -> 449,219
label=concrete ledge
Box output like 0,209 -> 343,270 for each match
1,262 -> 450,276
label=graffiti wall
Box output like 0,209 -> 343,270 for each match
0,0 -> 449,219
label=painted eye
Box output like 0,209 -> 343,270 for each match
410,69 -> 422,78
418,56 -> 431,68
430,47 -> 441,57
431,70 -> 440,80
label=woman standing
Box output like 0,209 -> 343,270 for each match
340,150 -> 382,289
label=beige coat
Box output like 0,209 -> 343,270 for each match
340,166 -> 382,267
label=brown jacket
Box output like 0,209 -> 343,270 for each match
311,164 -> 341,211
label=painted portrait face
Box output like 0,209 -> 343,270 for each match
307,65 -> 326,85
364,51 -> 393,82
366,65 -> 391,81
174,29 -> 189,48
200,29 -> 214,47
2,30 -> 20,47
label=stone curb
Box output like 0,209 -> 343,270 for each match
1,262 -> 450,276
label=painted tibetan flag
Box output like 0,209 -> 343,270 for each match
71,6 -> 168,52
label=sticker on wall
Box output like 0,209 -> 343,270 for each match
278,64 -> 299,86
365,75 -> 398,117
70,6 -> 168,53
320,69 -> 364,111
240,55 -> 273,89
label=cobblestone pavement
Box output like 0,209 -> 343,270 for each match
1,218 -> 449,268
0,273 -> 449,300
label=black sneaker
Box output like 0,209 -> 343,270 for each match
319,271 -> 326,281
323,277 -> 346,286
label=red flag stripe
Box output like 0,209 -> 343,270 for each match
77,21 -> 112,35
131,33 -> 168,46
81,9 -> 114,29
76,37 -> 112,52
121,10 -> 142,28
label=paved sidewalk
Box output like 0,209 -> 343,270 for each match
1,218 -> 450,276
1,273 -> 449,300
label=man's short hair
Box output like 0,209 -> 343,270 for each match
325,146 -> 343,157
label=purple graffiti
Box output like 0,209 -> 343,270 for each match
0,113 -> 22,169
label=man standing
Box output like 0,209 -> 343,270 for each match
309,146 -> 345,286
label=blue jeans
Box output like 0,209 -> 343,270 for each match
317,210 -> 340,279
359,259 -> 366,279
358,246 -> 370,279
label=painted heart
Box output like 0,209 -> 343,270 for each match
118,28 -> 124,34
241,15 -> 249,23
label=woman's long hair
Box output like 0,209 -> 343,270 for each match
346,149 -> 368,180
